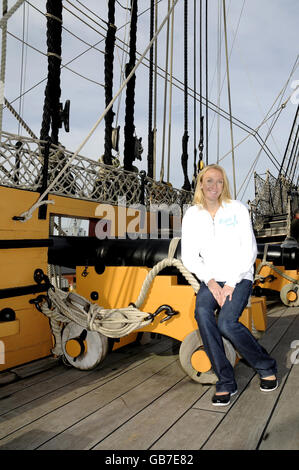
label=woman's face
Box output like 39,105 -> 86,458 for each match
200,169 -> 224,204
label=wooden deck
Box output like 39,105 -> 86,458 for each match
0,301 -> 299,451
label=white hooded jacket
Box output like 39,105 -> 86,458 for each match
181,200 -> 257,287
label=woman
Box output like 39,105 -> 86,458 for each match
181,164 -> 277,406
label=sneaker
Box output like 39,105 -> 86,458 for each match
260,377 -> 278,392
212,389 -> 238,407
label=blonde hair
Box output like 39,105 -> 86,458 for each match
193,164 -> 232,207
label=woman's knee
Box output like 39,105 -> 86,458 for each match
217,314 -> 234,338
195,304 -> 216,329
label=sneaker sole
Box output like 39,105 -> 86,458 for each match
212,401 -> 231,407
212,389 -> 238,406
260,383 -> 278,392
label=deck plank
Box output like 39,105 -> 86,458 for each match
38,359 -> 191,450
0,342 -> 180,449
150,408 -> 223,450
259,335 -> 299,449
91,374 -> 203,450
142,304 -> 295,450
201,306 -> 299,450
192,304 -> 292,413
0,337 -> 174,416
0,302 -> 298,451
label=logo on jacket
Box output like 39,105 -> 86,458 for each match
219,215 -> 238,227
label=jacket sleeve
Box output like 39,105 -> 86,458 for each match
181,207 -> 214,284
224,203 -> 257,288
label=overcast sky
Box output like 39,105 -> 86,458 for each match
2,0 -> 299,202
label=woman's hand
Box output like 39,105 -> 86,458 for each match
207,279 -> 223,306
220,284 -> 235,306
207,280 -> 235,307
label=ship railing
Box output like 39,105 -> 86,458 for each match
250,170 -> 299,233
0,131 -> 193,209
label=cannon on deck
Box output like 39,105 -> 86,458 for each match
32,237 -> 297,380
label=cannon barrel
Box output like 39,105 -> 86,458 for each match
48,236 -> 298,271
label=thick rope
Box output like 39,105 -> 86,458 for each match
4,97 -> 37,139
123,0 -> 138,171
40,0 -> 63,144
39,237 -> 199,352
103,0 -> 116,166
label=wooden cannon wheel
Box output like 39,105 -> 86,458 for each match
179,329 -> 236,384
62,322 -> 109,370
280,283 -> 299,307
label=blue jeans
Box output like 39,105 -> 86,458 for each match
195,279 -> 277,393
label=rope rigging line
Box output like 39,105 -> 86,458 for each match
216,0 -> 222,163
237,105 -> 284,200
147,0 -> 155,179
166,0 -> 175,183
0,0 -> 8,137
14,0 -> 179,222
181,0 -> 191,192
5,18 -> 287,177
0,0 -> 25,28
197,0 -> 204,172
73,0 -> 112,25
208,0 -> 246,160
5,0 -> 292,186
27,0 -> 105,56
123,0 -> 138,172
4,97 -> 37,139
280,103 -> 299,179
218,78 -> 299,170
223,0 -> 236,199
7,1 -> 282,163
18,1 -> 28,136
159,0 -> 171,183
62,2 -> 107,37
103,0 -> 117,166
114,0 -> 130,129
39,0 -> 63,145
153,0 -> 159,181
205,0 -> 208,165
6,29 -> 105,87
192,0 -> 197,184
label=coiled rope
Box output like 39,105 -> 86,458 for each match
39,237 -> 199,355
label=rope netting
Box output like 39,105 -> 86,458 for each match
250,170 -> 299,230
0,131 -> 193,207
